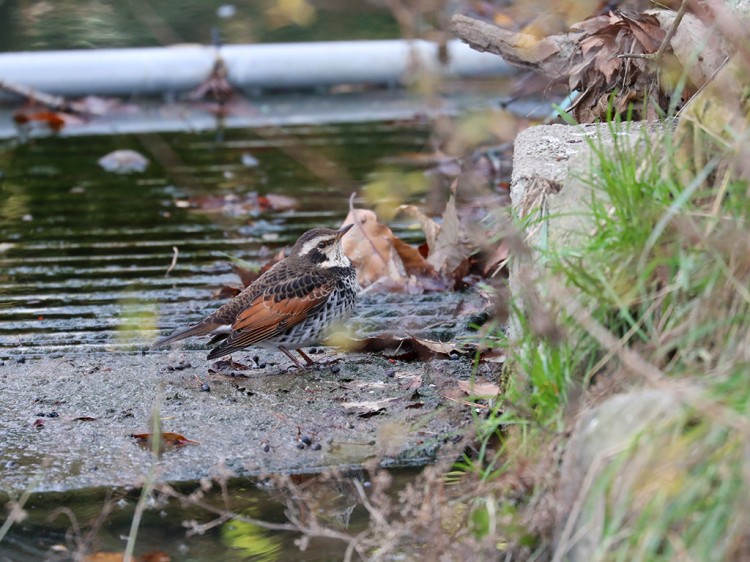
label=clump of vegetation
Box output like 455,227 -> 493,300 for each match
469,111 -> 750,560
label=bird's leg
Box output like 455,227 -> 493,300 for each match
278,345 -> 306,370
295,348 -> 316,367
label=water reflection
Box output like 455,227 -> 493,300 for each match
0,469 -> 415,561
0,0 -> 399,52
0,122 -> 431,355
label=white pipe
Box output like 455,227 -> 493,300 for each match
0,39 -> 511,98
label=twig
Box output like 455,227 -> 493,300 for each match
618,0 -> 690,61
165,246 -> 179,277
0,80 -> 74,111
123,406 -> 162,562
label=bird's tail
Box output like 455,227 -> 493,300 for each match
152,321 -> 221,349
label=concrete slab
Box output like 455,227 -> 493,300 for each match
0,292 -> 491,493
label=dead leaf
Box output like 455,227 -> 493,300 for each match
130,432 -> 199,451
399,374 -> 423,390
83,552 -> 170,562
398,204 -> 441,251
343,335 -> 470,361
484,239 -> 511,276
13,110 -> 69,132
457,379 -> 501,397
83,554 -> 126,562
648,10 -> 726,91
341,206 -> 444,291
427,192 -> 473,276
342,396 -> 403,415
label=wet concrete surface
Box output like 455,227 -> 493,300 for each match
0,292 -> 495,494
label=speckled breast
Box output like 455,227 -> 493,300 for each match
267,266 -> 358,349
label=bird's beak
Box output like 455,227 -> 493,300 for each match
336,223 -> 354,239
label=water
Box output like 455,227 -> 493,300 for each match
0,121 -> 433,356
0,470 -> 421,561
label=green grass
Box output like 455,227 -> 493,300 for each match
466,118 -> 750,561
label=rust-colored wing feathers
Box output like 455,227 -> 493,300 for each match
206,279 -> 334,359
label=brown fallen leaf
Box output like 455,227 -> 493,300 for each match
13,110 -> 70,132
453,8 -> 723,123
342,396 -> 403,415
130,432 -> 199,451
647,10 -> 725,92
342,335 -> 471,361
83,551 -> 171,562
457,379 -> 501,397
341,204 -> 444,292
83,553 -> 126,562
399,186 -> 475,282
398,373 -> 423,391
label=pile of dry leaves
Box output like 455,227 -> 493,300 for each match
452,5 -> 728,122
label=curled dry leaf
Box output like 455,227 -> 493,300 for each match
647,10 -> 726,91
130,432 -> 199,451
567,11 -> 666,121
457,379 -> 501,397
342,334 -> 470,361
83,551 -> 171,562
425,192 -> 474,276
13,110 -> 74,132
453,9 -> 726,123
342,396 -> 403,415
341,207 -> 444,292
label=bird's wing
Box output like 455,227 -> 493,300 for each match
152,319 -> 223,348
206,272 -> 335,359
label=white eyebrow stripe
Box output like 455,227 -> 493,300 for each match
298,236 -> 335,256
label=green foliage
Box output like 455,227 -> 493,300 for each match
467,118 -> 750,560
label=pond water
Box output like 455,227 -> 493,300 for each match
0,120 -> 433,357
1,469 -> 421,561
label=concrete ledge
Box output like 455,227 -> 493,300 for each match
508,121 -> 671,338
0,349 -> 475,493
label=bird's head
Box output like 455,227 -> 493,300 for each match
291,224 -> 354,268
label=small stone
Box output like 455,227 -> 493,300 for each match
385,369 -> 396,378
261,442 -> 270,452
257,361 -> 267,369
449,352 -> 460,360
16,357 -> 26,364
98,149 -> 148,174
311,443 -> 322,451
296,442 -> 306,450
330,364 -> 341,374
300,435 -> 312,446
200,383 -> 211,392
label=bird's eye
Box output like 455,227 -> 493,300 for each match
317,241 -> 327,250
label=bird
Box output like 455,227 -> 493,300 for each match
153,224 -> 358,369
